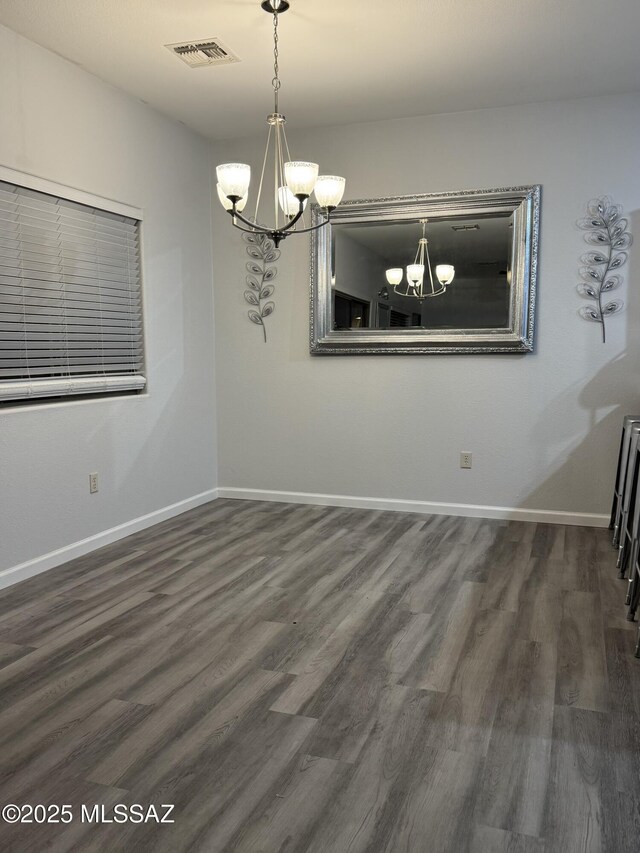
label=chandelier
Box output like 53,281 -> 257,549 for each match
385,220 -> 455,298
215,0 -> 346,247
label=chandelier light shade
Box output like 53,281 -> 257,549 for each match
435,264 -> 455,286
217,183 -> 247,212
314,176 -> 346,209
406,263 -> 425,288
215,1 -> 346,246
385,268 -> 403,286
284,161 -> 319,197
278,186 -> 307,217
216,164 -> 251,200
386,221 -> 455,299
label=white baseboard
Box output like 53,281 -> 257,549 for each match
0,489 -> 219,591
1,485 -> 608,593
217,487 -> 609,528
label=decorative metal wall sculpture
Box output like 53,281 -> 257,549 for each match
243,231 -> 279,342
578,197 -> 632,343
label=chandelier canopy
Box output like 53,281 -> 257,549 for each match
385,220 -> 455,299
216,0 -> 346,247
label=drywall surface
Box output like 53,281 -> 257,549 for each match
0,24 -> 217,572
212,94 -> 640,516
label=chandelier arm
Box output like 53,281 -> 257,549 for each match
274,120 -> 280,228
255,122 -> 272,222
278,204 -> 306,232
270,7 -> 282,228
280,124 -> 307,229
287,213 -> 333,235
225,208 -> 274,235
226,202 -> 307,236
282,125 -> 293,160
424,239 -> 436,297
277,123 -> 288,228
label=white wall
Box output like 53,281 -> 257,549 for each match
0,25 -> 217,580
212,94 -> 640,520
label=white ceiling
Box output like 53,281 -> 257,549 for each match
1,0 -> 639,141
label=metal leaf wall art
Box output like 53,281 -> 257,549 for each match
242,231 -> 279,342
578,197 -> 632,343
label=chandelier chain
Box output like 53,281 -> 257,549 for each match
272,11 -> 281,113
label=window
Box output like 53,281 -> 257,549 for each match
333,291 -> 370,329
389,309 -> 410,327
0,169 -> 145,404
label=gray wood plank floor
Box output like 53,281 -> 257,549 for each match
0,499 -> 638,852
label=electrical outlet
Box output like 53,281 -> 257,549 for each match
460,452 -> 472,469
89,472 -> 99,494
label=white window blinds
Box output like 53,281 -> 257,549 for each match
0,178 -> 145,403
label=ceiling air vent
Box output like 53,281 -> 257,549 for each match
166,38 -> 240,69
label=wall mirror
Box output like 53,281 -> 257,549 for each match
310,186 -> 540,354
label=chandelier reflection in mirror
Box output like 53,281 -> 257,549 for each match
385,220 -> 455,299
215,0 -> 346,247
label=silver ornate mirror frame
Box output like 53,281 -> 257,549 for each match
310,185 -> 540,355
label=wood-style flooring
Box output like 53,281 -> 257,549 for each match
0,499 -> 639,852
